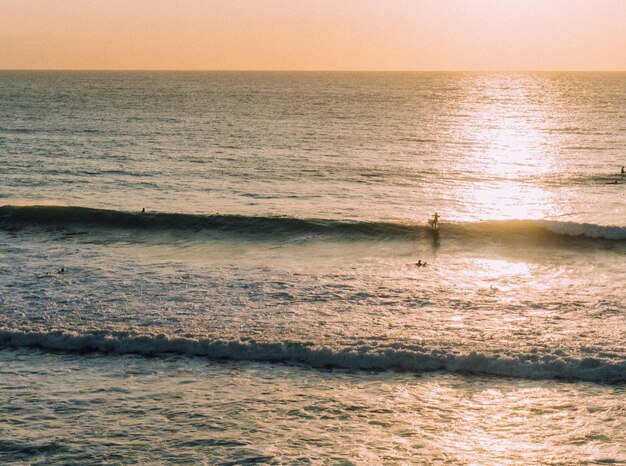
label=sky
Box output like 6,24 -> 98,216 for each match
1,0 -> 625,71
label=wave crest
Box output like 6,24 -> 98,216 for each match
1,205 -> 624,244
534,220 -> 626,240
0,329 -> 623,383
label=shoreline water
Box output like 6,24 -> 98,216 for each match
1,348 -> 624,464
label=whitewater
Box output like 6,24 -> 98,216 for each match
0,71 -> 624,464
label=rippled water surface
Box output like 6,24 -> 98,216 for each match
1,350 -> 624,464
0,72 -> 624,464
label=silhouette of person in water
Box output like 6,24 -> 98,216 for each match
141,207 -> 146,213
621,166 -> 625,175
57,267 -> 64,274
428,212 -> 440,230
416,260 -> 426,267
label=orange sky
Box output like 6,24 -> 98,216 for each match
1,0 -> 625,71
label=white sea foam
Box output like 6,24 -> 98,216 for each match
534,220 -> 626,240
0,330 -> 623,383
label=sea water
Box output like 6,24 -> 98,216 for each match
0,71 -> 624,464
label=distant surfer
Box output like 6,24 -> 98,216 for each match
428,212 -> 440,230
415,260 -> 426,268
38,267 -> 64,278
141,207 -> 145,213
621,166 -> 625,175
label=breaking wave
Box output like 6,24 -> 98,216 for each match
1,205 -> 625,244
0,329 -> 623,384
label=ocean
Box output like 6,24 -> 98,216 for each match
0,71 -> 624,464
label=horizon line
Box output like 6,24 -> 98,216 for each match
1,68 -> 625,73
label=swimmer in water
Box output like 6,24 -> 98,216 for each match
57,267 -> 65,274
415,260 -> 426,267
621,166 -> 625,175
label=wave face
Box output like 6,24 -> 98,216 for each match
1,205 -> 625,245
0,205 -> 421,241
0,330 -> 623,383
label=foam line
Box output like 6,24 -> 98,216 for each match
0,329 -> 623,383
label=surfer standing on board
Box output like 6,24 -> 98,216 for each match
428,212 -> 440,230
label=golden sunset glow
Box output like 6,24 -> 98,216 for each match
1,0 -> 625,71
2,0 -> 626,458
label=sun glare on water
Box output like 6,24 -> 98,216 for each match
451,75 -> 565,222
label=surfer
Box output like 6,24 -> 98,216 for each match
57,267 -> 65,274
415,260 -> 426,267
428,212 -> 440,230
141,207 -> 145,213
621,166 -> 625,175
